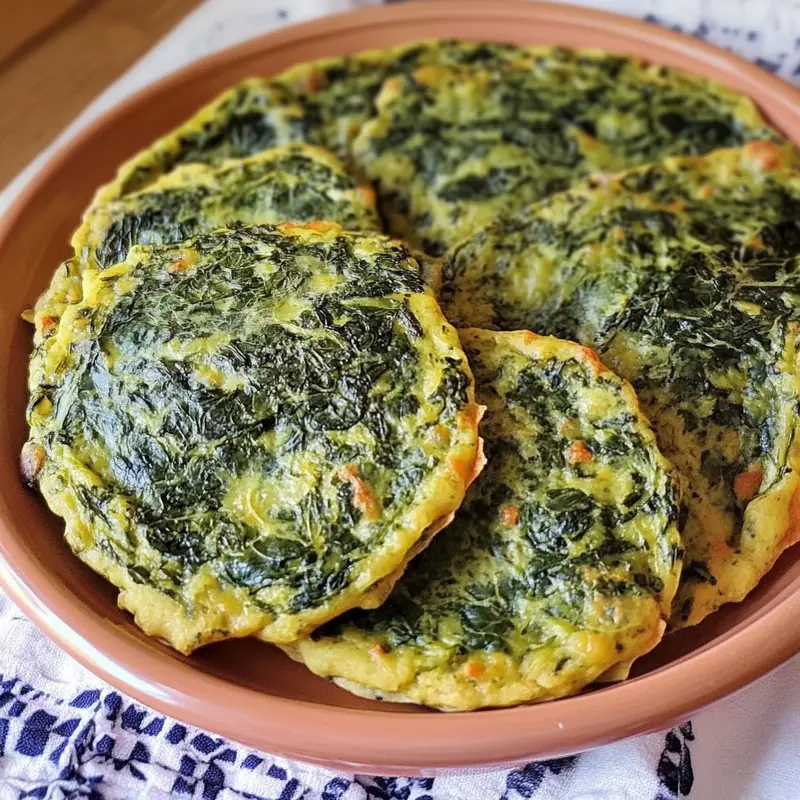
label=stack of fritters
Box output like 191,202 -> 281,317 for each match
23,40 -> 800,711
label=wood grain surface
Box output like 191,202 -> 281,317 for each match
0,0 -> 201,190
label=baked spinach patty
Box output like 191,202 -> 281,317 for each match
442,141 -> 800,628
23,224 -> 482,654
286,330 -> 682,711
35,145 -> 380,339
89,40 -> 527,209
78,144 -> 380,269
354,54 -> 774,254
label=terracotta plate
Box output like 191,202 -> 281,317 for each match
2,0 -> 800,776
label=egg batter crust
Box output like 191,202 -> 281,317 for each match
23,224 -> 482,654
353,52 -> 774,254
285,329 -> 681,711
441,141 -> 800,628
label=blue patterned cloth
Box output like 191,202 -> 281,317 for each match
2,1 -> 800,798
0,587 -> 698,799
0,602 -> 692,799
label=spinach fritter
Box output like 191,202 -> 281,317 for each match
77,145 -> 380,269
89,40 -> 527,209
286,330 -> 682,711
23,224 -> 482,653
442,141 -> 800,628
35,146 -> 380,339
90,80 -> 309,207
354,54 -> 774,254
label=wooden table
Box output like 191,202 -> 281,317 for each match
0,0 -> 201,190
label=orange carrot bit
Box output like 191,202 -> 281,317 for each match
565,440 -> 593,465
369,644 -> 387,659
745,140 -> 783,171
698,184 -> 715,199
711,539 -> 732,558
168,252 -> 196,273
38,316 -> 58,336
501,505 -> 520,527
304,69 -> 322,92
339,464 -> 381,521
463,661 -> 484,679
748,236 -> 763,250
734,464 -> 763,503
357,184 -> 376,206
579,346 -> 605,373
667,199 -> 685,214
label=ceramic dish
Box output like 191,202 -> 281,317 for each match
1,0 -> 800,775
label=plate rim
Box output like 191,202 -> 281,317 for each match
2,0 -> 800,774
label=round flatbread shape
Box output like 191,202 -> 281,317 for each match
353,51 -> 774,254
286,329 -> 682,711
441,141 -> 800,628
22,224 -> 482,654
35,145 -> 380,338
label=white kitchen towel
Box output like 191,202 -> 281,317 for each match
1,1 -> 800,798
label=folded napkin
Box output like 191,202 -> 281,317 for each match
1,1 -> 799,798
